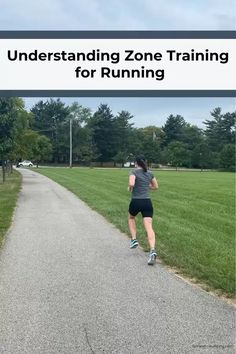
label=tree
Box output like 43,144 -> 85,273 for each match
0,98 -> 25,157
113,151 -> 128,166
162,114 -> 186,146
0,98 -> 32,181
220,112 -> 236,145
112,111 -> 134,166
181,124 -> 205,167
219,144 -> 235,171
191,141 -> 211,170
69,102 -> 92,125
67,103 -> 93,165
87,104 -> 117,164
72,126 -> 100,165
203,108 -> 236,153
137,126 -> 161,165
16,130 -> 52,167
166,141 -> 191,169
35,135 -> 52,166
31,99 -> 70,162
128,128 -> 145,157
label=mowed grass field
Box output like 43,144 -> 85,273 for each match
37,167 -> 235,297
0,171 -> 22,248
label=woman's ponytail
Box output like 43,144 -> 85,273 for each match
136,155 -> 148,172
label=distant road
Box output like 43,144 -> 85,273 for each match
0,169 -> 234,353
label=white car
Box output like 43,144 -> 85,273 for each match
124,162 -> 135,168
18,160 -> 33,167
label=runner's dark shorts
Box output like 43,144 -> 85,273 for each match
129,198 -> 153,218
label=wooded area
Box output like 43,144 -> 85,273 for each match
0,97 -> 235,180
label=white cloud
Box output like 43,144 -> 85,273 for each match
0,0 -> 235,30
0,0 -> 147,30
146,0 -> 236,30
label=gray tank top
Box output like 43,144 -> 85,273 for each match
130,168 -> 154,199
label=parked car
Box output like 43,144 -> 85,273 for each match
124,161 -> 135,168
17,160 -> 33,167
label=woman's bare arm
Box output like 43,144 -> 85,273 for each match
128,175 -> 136,191
150,177 -> 158,190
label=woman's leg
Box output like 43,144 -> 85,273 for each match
143,217 -> 155,250
128,213 -> 137,239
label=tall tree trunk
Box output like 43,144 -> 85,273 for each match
2,164 -> 6,183
6,162 -> 10,176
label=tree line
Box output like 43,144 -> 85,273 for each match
0,97 -> 235,181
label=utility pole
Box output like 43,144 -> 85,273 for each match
69,119 -> 72,168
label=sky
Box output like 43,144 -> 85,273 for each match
24,97 -> 236,129
0,0 -> 235,30
1,0 -> 235,127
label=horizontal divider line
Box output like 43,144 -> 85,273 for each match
0,90 -> 235,97
0,31 -> 235,39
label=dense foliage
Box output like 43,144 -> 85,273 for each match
0,98 -> 235,171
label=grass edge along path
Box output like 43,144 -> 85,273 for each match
36,167 -> 235,298
0,170 -> 22,248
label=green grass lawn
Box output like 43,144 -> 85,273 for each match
36,167 -> 235,297
0,171 -> 22,247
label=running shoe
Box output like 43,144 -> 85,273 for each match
148,250 -> 157,265
130,239 -> 139,249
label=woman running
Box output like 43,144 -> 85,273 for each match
128,155 -> 158,265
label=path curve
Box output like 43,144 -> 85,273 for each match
0,169 -> 235,354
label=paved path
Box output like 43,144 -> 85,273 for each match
0,169 -> 235,354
